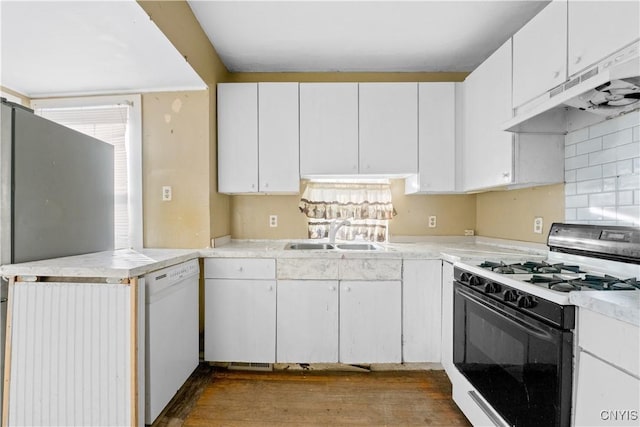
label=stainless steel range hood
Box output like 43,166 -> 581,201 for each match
503,41 -> 640,134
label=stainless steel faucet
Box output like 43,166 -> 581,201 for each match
328,219 -> 351,244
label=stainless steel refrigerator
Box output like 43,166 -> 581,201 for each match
0,98 -> 115,416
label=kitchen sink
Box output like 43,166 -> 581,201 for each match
285,242 -> 336,250
334,243 -> 381,251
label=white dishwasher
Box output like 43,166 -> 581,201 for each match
145,259 -> 200,424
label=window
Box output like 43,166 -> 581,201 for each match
298,181 -> 396,242
31,95 -> 142,249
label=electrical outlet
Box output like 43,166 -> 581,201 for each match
162,186 -> 172,201
464,229 -> 475,236
533,217 -> 543,234
269,215 -> 278,228
428,216 -> 437,228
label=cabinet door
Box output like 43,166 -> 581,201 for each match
359,83 -> 418,174
414,83 -> 456,192
462,39 -> 514,191
276,280 -> 339,363
513,0 -> 567,107
204,279 -> 276,363
441,262 -> 455,376
339,281 -> 401,364
402,260 -> 442,363
574,352 -> 640,426
568,0 -> 640,76
299,83 -> 359,175
258,83 -> 299,192
217,83 -> 258,193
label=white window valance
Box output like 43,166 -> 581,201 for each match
298,182 -> 396,220
299,182 -> 396,242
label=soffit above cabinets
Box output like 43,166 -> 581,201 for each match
0,0 -> 205,98
188,0 -> 549,73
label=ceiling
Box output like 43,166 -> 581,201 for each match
188,0 -> 549,73
0,0 -> 205,98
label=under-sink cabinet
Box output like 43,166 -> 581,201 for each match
276,280 -> 339,363
339,280 -> 402,363
204,258 -> 277,363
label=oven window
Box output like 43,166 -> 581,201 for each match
454,284 -> 571,427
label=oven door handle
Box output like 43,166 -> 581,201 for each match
456,285 -> 554,341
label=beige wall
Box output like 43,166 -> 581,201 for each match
141,6 -> 564,244
476,184 -> 565,243
230,180 -> 478,240
390,181 -> 476,237
137,0 -> 231,241
142,91 -> 211,248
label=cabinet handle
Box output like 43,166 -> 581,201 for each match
553,70 -> 560,79
251,184 -> 255,189
268,285 -> 273,291
238,267 -> 244,272
502,172 -> 510,179
574,56 -> 582,65
345,286 -> 351,292
264,182 -> 269,188
329,286 -> 336,291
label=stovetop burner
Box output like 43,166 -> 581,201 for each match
479,260 -> 585,274
527,273 -> 640,292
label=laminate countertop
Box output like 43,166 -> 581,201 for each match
1,238 -> 637,326
0,248 -> 200,279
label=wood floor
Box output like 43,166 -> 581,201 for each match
153,363 -> 471,426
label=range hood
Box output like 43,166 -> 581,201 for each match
503,41 -> 640,134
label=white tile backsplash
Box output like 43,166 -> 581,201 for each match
565,113 -> 640,226
576,137 -> 603,155
602,128 -> 632,149
576,165 -> 602,181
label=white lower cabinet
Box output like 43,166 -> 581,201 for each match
402,259 -> 442,362
276,280 -> 339,363
204,258 -> 277,363
204,279 -> 276,363
573,308 -> 640,426
574,352 -> 640,427
339,280 -> 402,364
440,261 -> 455,375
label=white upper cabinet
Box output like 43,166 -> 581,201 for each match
462,39 -> 514,191
406,82 -> 457,193
218,83 -> 258,193
258,83 -> 300,193
218,82 -> 299,194
568,0 -> 640,76
358,83 -> 418,175
512,0 -> 567,108
299,83 -> 359,176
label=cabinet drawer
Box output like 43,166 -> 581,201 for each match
578,308 -> 639,377
204,258 -> 275,279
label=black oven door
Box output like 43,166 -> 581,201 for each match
453,282 -> 573,427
